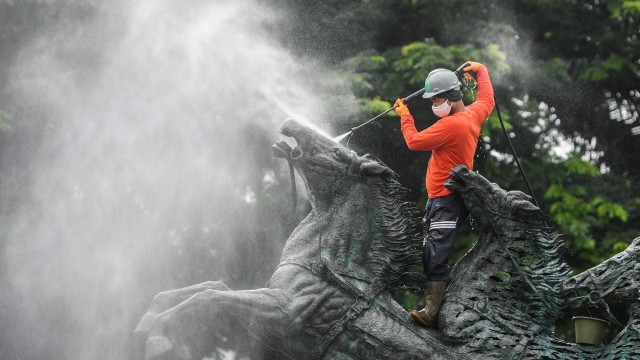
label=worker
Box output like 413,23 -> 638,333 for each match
394,61 -> 495,327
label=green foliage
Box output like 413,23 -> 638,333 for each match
482,111 -> 511,138
396,41 -> 466,85
596,201 -> 628,222
564,156 -> 599,176
360,97 -> 393,116
538,58 -> 572,83
394,41 -> 511,88
392,289 -> 422,311
544,153 -> 632,269
610,0 -> 640,15
341,40 -> 513,125
580,55 -> 638,82
613,241 -> 629,252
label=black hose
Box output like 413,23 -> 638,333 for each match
288,160 -> 297,214
494,96 -> 539,207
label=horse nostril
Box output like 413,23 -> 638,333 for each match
291,148 -> 304,160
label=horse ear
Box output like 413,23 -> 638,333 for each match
507,191 -> 539,212
358,153 -> 398,179
514,200 -> 539,212
360,161 -> 398,179
361,161 -> 388,175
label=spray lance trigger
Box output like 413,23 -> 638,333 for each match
462,73 -> 477,90
453,62 -> 477,90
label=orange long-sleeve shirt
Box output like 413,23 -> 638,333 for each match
401,65 -> 494,198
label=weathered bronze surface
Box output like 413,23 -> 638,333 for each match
135,119 -> 640,359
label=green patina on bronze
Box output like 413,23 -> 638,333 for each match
135,119 -> 640,360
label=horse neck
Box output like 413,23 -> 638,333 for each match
448,233 -> 504,293
449,228 -> 568,325
279,180 -> 379,279
317,181 -> 377,275
279,212 -> 321,264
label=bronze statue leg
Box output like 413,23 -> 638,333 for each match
135,281 -> 232,336
142,287 -> 295,360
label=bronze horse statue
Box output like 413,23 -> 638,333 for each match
441,165 -> 640,359
135,119 -> 640,359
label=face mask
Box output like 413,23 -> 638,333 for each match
432,100 -> 452,118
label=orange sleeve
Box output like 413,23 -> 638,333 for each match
400,114 -> 451,151
470,65 -> 495,124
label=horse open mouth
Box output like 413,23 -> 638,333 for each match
272,141 -> 293,159
444,177 -> 466,193
272,136 -> 303,161
445,165 -> 472,192
273,119 -> 302,159
272,141 -> 303,160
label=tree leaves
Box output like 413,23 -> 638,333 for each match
580,55 -> 639,82
544,154 -> 630,269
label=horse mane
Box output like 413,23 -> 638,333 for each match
360,154 -> 425,291
485,208 -> 571,324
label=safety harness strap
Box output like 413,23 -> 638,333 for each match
314,278 -> 387,359
277,260 -> 387,359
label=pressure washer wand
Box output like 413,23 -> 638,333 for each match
334,63 -> 474,143
354,88 -> 426,132
334,88 -> 426,142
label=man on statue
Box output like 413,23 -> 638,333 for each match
394,61 -> 495,327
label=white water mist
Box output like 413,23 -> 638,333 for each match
0,1 -> 354,359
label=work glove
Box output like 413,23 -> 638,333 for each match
463,61 -> 483,72
394,98 -> 410,117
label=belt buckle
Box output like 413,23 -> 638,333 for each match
346,298 -> 368,320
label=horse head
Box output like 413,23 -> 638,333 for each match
445,164 -> 545,233
273,118 -> 422,290
273,118 -> 396,210
444,164 -> 570,325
